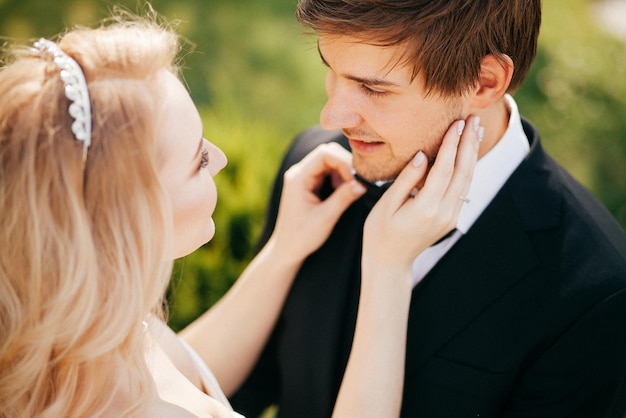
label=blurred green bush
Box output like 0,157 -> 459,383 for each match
1,0 -> 624,333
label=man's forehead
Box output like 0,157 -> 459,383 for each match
317,36 -> 417,83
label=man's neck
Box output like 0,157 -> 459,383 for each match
476,97 -> 511,160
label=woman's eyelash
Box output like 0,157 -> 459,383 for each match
360,84 -> 387,97
199,149 -> 209,170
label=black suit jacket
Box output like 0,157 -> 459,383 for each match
232,119 -> 626,417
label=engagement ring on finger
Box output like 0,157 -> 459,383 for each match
459,195 -> 471,204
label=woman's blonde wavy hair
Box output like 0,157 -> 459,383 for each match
0,9 -> 181,417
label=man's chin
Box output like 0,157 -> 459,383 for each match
354,172 -> 393,190
353,165 -> 400,184
354,162 -> 431,189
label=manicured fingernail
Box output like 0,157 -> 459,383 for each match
412,151 -> 426,167
478,127 -> 485,143
456,120 -> 466,136
353,182 -> 366,194
473,116 -> 481,132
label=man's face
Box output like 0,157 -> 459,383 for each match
318,34 -> 467,182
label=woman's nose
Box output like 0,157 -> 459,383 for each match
208,141 -> 227,176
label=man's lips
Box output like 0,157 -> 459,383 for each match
348,138 -> 385,154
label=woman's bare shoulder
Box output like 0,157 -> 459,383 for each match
146,316 -> 203,388
145,399 -> 198,418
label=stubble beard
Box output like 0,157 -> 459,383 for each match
352,123 -> 449,184
353,102 -> 464,184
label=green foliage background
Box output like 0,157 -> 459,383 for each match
2,0 -> 624,334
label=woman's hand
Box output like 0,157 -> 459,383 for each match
270,142 -> 366,262
363,116 -> 481,281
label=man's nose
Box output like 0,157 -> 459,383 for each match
320,81 -> 362,130
320,98 -> 361,130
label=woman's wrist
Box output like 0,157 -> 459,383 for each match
360,267 -> 414,301
262,235 -> 307,271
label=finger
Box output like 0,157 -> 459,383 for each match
419,117 -> 480,235
441,116 -> 481,213
297,142 -> 355,184
420,119 -> 466,198
377,151 -> 428,211
316,179 -> 366,223
448,118 -> 481,193
402,116 -> 479,236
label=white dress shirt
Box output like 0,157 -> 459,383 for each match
412,94 -> 530,287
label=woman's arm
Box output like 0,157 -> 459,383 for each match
332,117 -> 481,417
180,143 -> 366,395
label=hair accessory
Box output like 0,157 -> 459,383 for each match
32,38 -> 92,160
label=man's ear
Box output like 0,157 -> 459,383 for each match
470,54 -> 514,109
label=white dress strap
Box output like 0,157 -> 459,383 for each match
178,338 -> 245,418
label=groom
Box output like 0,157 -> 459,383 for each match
232,0 -> 626,416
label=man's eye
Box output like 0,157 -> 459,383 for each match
360,84 -> 387,97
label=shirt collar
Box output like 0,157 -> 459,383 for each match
455,94 -> 530,234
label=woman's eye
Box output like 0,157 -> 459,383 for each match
199,149 -> 209,170
360,84 -> 387,97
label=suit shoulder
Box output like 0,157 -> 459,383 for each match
545,155 -> 626,264
507,143 -> 626,296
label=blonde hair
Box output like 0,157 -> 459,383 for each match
0,10 -> 181,417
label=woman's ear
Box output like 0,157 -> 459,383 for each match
470,54 -> 514,109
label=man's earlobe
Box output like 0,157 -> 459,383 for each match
471,54 -> 514,109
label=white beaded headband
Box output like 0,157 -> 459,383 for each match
32,38 -> 92,161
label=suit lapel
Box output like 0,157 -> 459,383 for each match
405,191 -> 539,372
405,119 -> 560,373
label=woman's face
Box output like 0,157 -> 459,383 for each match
156,71 -> 227,259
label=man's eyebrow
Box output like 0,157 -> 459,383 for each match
346,74 -> 399,87
317,42 -> 400,87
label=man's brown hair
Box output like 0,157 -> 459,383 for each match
296,0 -> 541,96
